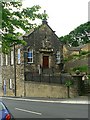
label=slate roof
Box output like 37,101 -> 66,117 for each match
23,28 -> 34,37
65,44 -> 88,51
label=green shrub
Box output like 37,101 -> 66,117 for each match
65,80 -> 73,87
72,65 -> 88,73
80,51 -> 89,56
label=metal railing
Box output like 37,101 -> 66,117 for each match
24,72 -> 72,84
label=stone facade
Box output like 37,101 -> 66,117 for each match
1,45 -> 25,96
1,20 -> 78,98
25,82 -> 78,98
23,21 -> 63,75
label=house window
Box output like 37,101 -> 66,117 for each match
27,49 -> 33,63
9,79 -> 12,89
56,51 -> 61,64
11,51 -> 14,65
18,49 -> 20,64
6,54 -> 8,65
0,54 -> 3,66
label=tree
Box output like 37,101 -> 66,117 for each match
65,80 -> 73,98
0,2 -> 47,53
59,22 -> 90,47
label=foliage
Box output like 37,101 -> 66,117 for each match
65,80 -> 73,87
65,79 -> 73,98
80,51 -> 90,56
1,2 -> 48,53
59,22 -> 90,47
88,75 -> 90,85
63,56 -> 74,62
72,65 -> 88,73
75,70 -> 80,75
63,54 -> 79,63
88,75 -> 90,80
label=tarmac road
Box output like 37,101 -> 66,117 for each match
0,96 -> 89,119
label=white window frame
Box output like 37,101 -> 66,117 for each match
11,51 -> 14,65
9,79 -> 12,89
27,49 -> 33,63
18,48 -> 20,64
6,54 -> 8,65
1,54 -> 3,66
56,51 -> 61,64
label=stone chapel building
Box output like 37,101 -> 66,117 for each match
0,18 -> 69,97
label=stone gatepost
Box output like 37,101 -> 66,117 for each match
72,74 -> 84,96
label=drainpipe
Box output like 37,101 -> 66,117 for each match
14,43 -> 16,96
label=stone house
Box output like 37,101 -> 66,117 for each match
1,19 -> 75,98
63,43 -> 90,58
63,43 -> 90,74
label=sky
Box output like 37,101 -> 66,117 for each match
22,0 -> 89,37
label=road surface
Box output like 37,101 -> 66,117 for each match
0,97 -> 89,119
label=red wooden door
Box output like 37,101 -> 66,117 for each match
43,56 -> 49,68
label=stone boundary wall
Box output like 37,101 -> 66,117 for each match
1,77 -> 78,98
24,82 -> 78,98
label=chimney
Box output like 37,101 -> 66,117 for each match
42,10 -> 48,24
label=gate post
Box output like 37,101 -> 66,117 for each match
72,74 -> 84,96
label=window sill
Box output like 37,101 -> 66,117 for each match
27,62 -> 33,64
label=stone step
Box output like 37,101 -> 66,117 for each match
42,68 -> 55,74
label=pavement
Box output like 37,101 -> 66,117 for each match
0,96 -> 90,104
